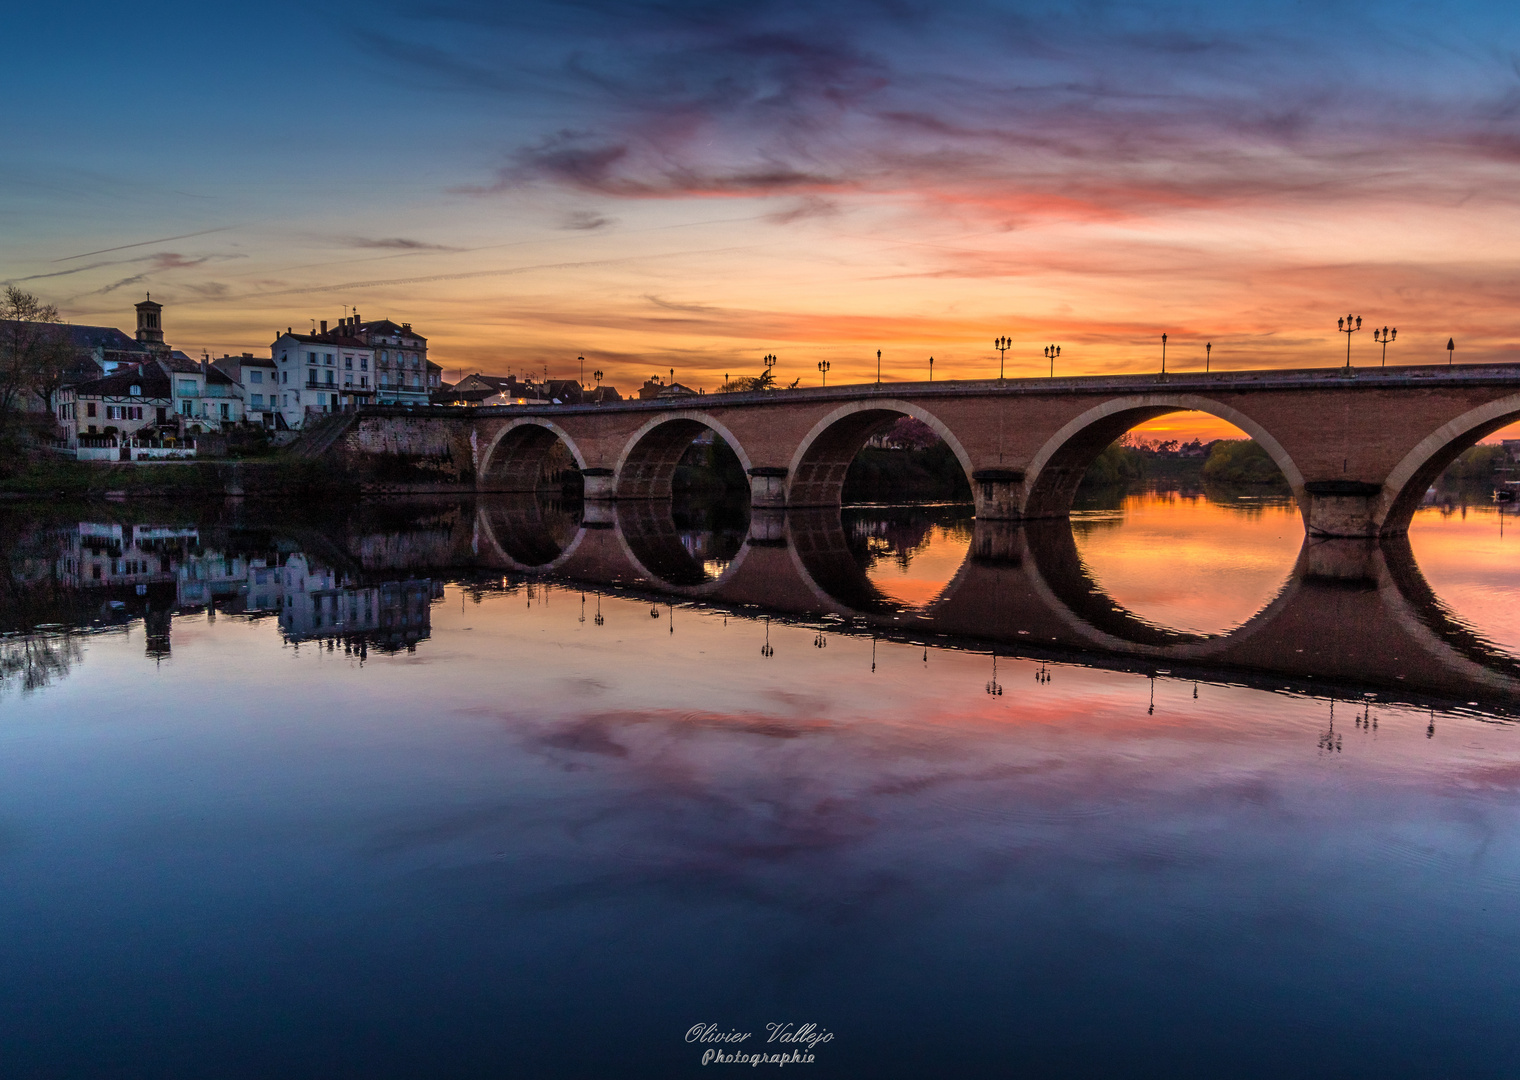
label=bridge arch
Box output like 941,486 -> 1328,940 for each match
1022,394 -> 1305,520
785,399 -> 975,507
1378,392 -> 1520,534
614,411 -> 754,500
477,418 -> 587,492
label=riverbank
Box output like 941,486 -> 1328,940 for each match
0,452 -> 354,501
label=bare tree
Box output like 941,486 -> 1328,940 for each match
0,287 -> 74,435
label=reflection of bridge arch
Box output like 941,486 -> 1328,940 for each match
474,495 -> 587,572
1022,394 -> 1305,520
785,399 -> 975,507
478,418 -> 587,493
614,412 -> 754,500
612,500 -> 754,595
1379,392 -> 1520,533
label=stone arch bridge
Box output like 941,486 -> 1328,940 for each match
341,363 -> 1520,536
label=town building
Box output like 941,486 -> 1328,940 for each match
269,319 -> 376,428
339,313 -> 442,406
211,353 -> 280,427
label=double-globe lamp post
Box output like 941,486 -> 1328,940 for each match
1373,326 -> 1396,367
1339,314 -> 1361,371
994,336 -> 1011,380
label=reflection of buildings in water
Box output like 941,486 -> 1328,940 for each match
277,554 -> 442,652
48,524 -> 440,657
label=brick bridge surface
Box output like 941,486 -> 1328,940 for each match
340,363 -> 1520,536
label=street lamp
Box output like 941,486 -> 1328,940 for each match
928,356 -> 934,382
1160,333 -> 1167,377
817,358 -> 830,386
764,354 -> 777,385
1205,341 -> 1211,373
994,336 -> 1011,380
1338,314 -> 1362,371
876,349 -> 882,385
1447,337 -> 1456,366
593,369 -> 603,387
1372,326 -> 1396,367
1044,344 -> 1060,377
578,355 -> 585,387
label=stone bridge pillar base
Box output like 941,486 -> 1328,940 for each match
1304,480 -> 1381,538
580,467 -> 616,500
748,467 -> 789,509
747,508 -> 788,547
972,468 -> 1026,521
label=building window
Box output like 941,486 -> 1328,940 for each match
251,394 -> 263,407
220,403 -> 230,420
326,371 -> 334,386
87,402 -> 96,417
282,371 -> 288,384
317,393 -> 326,406
360,358 -> 368,371
129,385 -> 141,396
325,353 -> 334,365
344,356 -> 352,369
178,379 -> 196,396
308,352 -> 316,365
250,371 -> 263,384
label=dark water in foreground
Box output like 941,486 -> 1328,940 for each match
2,491 -> 1520,1078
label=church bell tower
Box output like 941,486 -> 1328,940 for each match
135,294 -> 166,350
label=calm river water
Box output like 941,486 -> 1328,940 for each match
2,489 -> 1519,1078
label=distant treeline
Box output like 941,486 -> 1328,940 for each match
1083,438 -> 1289,490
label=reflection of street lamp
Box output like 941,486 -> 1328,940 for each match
1373,326 -> 1396,366
994,336 -> 1011,380
761,616 -> 774,658
817,359 -> 830,386
1044,343 -> 1060,377
1338,314 -> 1361,371
985,652 -> 1002,696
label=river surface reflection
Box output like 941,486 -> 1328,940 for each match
2,493 -> 1519,1077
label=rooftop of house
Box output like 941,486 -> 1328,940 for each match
71,364 -> 172,400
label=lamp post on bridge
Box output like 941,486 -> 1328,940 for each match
1160,333 -> 1167,378
817,359 -> 830,386
875,349 -> 882,386
1339,314 -> 1361,371
578,355 -> 585,388
1044,344 -> 1060,377
1206,341 -> 1211,373
994,336 -> 1011,381
593,368 -> 603,388
1373,327 -> 1396,367
1447,337 -> 1455,366
928,356 -> 934,382
764,354 -> 777,387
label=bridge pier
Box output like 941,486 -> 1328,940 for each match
972,468 -> 1026,521
1304,481 -> 1381,538
580,467 -> 616,501
748,467 -> 789,509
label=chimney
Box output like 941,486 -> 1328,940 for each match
353,311 -> 360,325
243,352 -> 252,359
286,327 -> 291,336
320,320 -> 328,334
402,323 -> 411,332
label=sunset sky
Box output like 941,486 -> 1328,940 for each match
6,0 -> 1520,410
